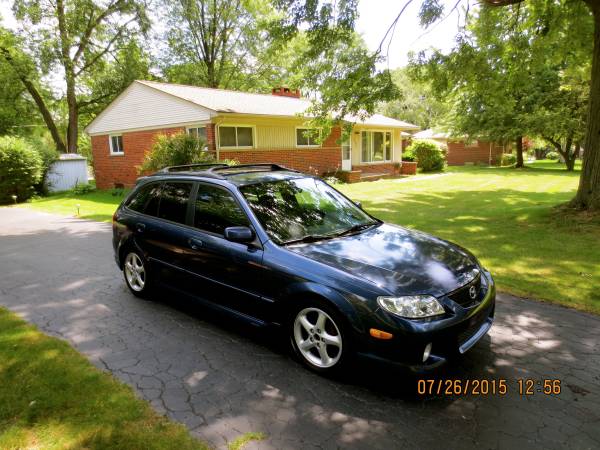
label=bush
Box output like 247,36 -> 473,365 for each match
546,151 -> 560,161
402,149 -> 416,162
72,181 -> 96,195
406,139 -> 446,172
0,136 -> 44,204
501,153 -> 516,166
29,140 -> 59,195
324,175 -> 343,185
138,133 -> 215,173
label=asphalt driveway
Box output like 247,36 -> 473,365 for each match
1,208 -> 599,449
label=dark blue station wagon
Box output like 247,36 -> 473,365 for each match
113,164 -> 495,374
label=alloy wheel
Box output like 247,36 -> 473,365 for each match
293,307 -> 343,368
124,252 -> 145,292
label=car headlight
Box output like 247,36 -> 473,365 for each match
377,295 -> 445,319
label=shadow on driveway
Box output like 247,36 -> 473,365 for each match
0,208 -> 599,449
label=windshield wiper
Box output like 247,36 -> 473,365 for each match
335,221 -> 380,237
282,233 -> 338,245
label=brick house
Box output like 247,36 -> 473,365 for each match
412,129 -> 507,166
85,81 -> 420,189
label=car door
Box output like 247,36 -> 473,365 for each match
136,181 -> 196,287
123,180 -> 163,257
182,182 -> 271,320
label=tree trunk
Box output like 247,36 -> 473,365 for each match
564,136 -> 576,171
65,74 -> 78,153
573,2 -> 600,209
515,135 -> 524,168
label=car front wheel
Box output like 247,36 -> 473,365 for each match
123,250 -> 151,298
291,304 -> 347,373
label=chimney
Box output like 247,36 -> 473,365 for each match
271,87 -> 301,98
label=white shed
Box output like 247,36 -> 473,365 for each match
46,154 -> 89,192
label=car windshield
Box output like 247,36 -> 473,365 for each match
240,177 -> 378,244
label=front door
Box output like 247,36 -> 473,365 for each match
183,182 -> 270,320
341,136 -> 352,171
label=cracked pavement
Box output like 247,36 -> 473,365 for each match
1,208 -> 599,449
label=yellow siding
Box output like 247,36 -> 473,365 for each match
214,115 -> 309,150
351,126 -> 403,164
213,116 -> 407,159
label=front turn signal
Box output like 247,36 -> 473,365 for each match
369,328 -> 393,340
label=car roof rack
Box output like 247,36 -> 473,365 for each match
151,162 -> 300,181
208,163 -> 299,175
158,163 -> 229,173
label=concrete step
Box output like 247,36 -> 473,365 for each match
359,173 -> 393,182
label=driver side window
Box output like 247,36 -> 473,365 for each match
193,184 -> 249,235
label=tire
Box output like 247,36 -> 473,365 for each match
289,300 -> 350,374
123,249 -> 152,299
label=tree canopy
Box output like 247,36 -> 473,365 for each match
381,67 -> 449,130
0,0 -> 599,209
408,0 -> 592,169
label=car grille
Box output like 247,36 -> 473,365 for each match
448,273 -> 484,308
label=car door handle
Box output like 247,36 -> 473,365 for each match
136,223 -> 146,233
188,238 -> 203,250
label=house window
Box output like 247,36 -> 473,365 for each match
109,134 -> 124,155
296,128 -> 320,147
342,136 -> 351,160
187,126 -> 207,142
218,126 -> 254,148
361,131 -> 392,162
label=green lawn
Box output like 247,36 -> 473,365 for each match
0,307 -> 208,450
17,160 -> 600,314
338,161 -> 600,314
22,188 -> 127,222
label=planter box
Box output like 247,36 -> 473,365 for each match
400,161 -> 417,175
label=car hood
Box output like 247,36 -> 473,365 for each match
288,223 -> 479,296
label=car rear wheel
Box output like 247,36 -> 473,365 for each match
123,251 -> 151,298
291,304 -> 347,373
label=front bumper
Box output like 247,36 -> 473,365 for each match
356,270 -> 496,373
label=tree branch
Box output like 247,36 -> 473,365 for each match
74,18 -> 136,77
72,0 -> 125,64
0,46 -> 66,152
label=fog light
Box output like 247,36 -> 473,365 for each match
423,343 -> 432,362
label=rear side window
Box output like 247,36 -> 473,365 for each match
127,183 -> 161,216
194,184 -> 249,235
158,182 -> 193,224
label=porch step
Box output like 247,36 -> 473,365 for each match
359,172 -> 393,182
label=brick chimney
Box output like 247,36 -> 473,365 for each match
271,87 -> 301,98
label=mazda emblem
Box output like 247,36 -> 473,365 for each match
469,285 -> 477,300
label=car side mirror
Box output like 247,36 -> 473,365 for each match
355,201 -> 362,209
224,226 -> 254,243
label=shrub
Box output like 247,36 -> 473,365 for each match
29,139 -> 59,195
501,153 -> 516,166
402,149 -> 416,162
546,151 -> 560,161
406,139 -> 446,172
324,175 -> 342,185
138,133 -> 215,173
72,181 -> 96,195
0,136 -> 44,204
